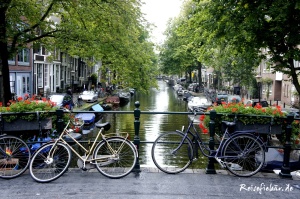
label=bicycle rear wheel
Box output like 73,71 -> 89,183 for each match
29,142 -> 72,183
93,137 -> 137,179
222,134 -> 265,177
0,136 -> 31,179
151,131 -> 193,174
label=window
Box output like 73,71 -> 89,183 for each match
56,65 -> 60,86
54,48 -> 60,60
38,64 -> 43,87
44,64 -> 49,87
18,48 -> 30,65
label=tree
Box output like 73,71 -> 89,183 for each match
0,0 -> 157,104
193,0 -> 300,96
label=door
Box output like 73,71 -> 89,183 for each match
16,73 -> 30,98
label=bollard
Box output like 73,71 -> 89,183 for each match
56,109 -> 64,134
133,101 -> 141,172
279,113 -> 294,179
206,110 -> 217,174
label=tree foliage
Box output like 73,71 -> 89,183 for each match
160,0 -> 300,95
0,0 -> 158,104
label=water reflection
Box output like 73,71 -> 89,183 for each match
86,80 -> 208,168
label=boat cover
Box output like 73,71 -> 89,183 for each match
75,113 -> 96,124
259,148 -> 300,172
91,104 -> 104,112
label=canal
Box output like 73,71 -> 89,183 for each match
86,80 -> 209,168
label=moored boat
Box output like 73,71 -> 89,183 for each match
75,113 -> 96,134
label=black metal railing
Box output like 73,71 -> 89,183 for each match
0,101 -> 299,179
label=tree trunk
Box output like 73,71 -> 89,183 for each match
196,61 -> 202,91
0,4 -> 12,105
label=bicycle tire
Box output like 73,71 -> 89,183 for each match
222,134 -> 265,177
151,131 -> 193,174
29,142 -> 72,183
93,137 -> 137,179
0,136 -> 31,179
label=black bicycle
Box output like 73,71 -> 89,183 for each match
151,111 -> 267,177
0,134 -> 31,179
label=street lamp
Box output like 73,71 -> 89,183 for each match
255,74 -> 262,102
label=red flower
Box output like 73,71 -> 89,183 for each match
231,108 -> 238,112
17,96 -> 23,101
254,103 -> 262,109
202,128 -> 208,134
199,123 -> 205,129
199,115 -> 205,121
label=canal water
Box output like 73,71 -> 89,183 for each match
85,80 -> 209,168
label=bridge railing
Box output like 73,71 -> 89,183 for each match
0,101 -> 299,179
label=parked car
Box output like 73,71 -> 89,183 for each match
245,99 -> 269,107
227,95 -> 242,103
213,93 -> 228,105
79,91 -> 98,103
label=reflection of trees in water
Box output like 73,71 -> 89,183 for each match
68,81 -> 209,168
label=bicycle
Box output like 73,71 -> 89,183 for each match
0,134 -> 31,179
151,111 -> 267,177
29,109 -> 138,183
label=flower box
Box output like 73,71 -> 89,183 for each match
1,118 -> 52,132
235,121 -> 282,134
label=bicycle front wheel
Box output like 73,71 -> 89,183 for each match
0,136 -> 31,179
29,142 -> 72,183
222,134 -> 265,177
93,137 -> 137,179
151,131 -> 193,174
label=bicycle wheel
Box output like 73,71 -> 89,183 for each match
151,131 -> 193,174
29,142 -> 72,183
0,136 -> 31,179
93,137 -> 137,179
222,134 -> 265,177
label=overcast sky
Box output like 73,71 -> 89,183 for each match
141,0 -> 183,44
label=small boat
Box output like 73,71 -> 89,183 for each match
187,96 -> 211,112
89,104 -> 104,118
129,88 -> 135,96
183,92 -> 193,101
105,95 -> 120,107
118,91 -> 130,106
101,103 -> 112,110
75,113 -> 96,134
259,148 -> 300,172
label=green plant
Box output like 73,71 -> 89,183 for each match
199,101 -> 300,146
0,95 -> 58,122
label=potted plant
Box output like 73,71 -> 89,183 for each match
199,100 -> 300,146
0,95 -> 58,132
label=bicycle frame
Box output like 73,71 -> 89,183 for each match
47,120 -> 131,168
175,113 -> 266,167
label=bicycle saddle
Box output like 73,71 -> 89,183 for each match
95,122 -> 111,131
222,121 -> 236,127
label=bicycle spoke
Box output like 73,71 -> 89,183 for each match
222,134 -> 265,177
94,137 -> 137,179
